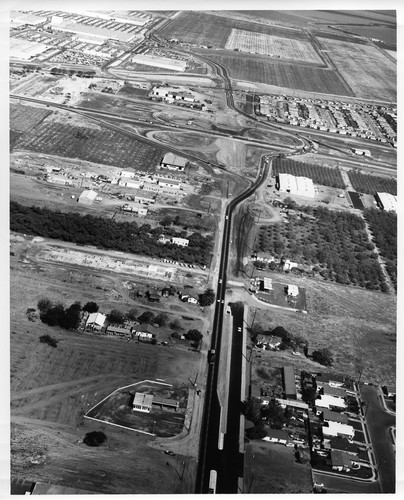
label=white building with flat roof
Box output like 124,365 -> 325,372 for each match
277,173 -> 315,198
51,19 -> 137,43
11,11 -> 47,26
322,421 -> 355,439
376,192 -> 397,212
160,153 -> 187,171
132,54 -> 187,72
132,393 -> 153,412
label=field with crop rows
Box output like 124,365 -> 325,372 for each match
225,29 -> 322,64
317,38 -> 396,102
10,103 -> 52,133
207,53 -> 354,95
348,172 -> 397,195
257,206 -> 387,291
158,11 -> 308,48
13,120 -> 163,172
272,158 -> 346,188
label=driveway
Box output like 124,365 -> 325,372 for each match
312,471 -> 380,493
360,384 -> 396,493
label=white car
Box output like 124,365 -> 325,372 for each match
219,279 -> 223,284
237,327 -> 242,333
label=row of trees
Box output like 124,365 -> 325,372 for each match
10,202 -> 213,266
364,208 -> 397,290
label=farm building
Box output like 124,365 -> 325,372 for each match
351,148 -> 371,157
120,171 -> 136,178
171,237 -> 189,247
158,179 -> 182,189
330,450 -> 353,472
286,284 -> 299,297
322,421 -> 355,439
78,189 -> 98,205
118,178 -> 142,189
105,325 -> 132,337
282,366 -> 297,400
132,393 -> 153,413
316,394 -> 346,410
47,175 -> 72,186
153,396 -> 180,411
263,277 -> 273,292
375,192 -> 397,212
276,173 -> 315,198
133,190 -> 156,204
160,153 -> 187,171
143,182 -> 160,193
132,54 -> 187,72
263,428 -> 289,444
283,259 -> 298,272
316,373 -> 345,388
134,326 -> 157,342
86,312 -> 106,330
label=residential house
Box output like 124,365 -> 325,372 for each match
283,366 -> 297,400
321,385 -> 347,399
316,373 -> 345,388
319,409 -> 349,425
105,325 -> 132,337
132,393 -> 153,413
329,437 -> 359,455
322,421 -> 355,439
316,394 -> 346,411
330,450 -> 353,472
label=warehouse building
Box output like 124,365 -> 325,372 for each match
10,38 -> 49,61
51,18 -> 137,43
282,365 -> 297,400
132,54 -> 187,72
160,153 -> 187,171
276,173 -> 315,198
78,189 -> 98,204
375,192 -> 397,212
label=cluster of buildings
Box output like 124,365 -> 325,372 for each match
149,86 -> 209,111
257,94 -> 397,145
85,312 -> 158,343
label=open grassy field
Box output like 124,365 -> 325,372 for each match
206,53 -> 354,96
317,37 -> 396,102
348,171 -> 397,195
10,103 -> 52,133
225,29 -> 322,64
12,116 -> 164,171
249,270 -> 396,385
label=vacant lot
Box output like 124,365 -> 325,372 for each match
317,37 -> 396,102
273,157 -> 346,188
225,29 -> 322,64
12,115 -> 163,172
10,103 -> 52,133
206,53 -> 354,96
244,440 -> 312,493
250,270 -> 396,385
348,171 -> 397,195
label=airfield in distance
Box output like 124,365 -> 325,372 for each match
9,9 -> 396,495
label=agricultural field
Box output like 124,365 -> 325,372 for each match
225,29 -> 322,64
158,11 -> 310,49
272,157 -> 346,189
347,171 -> 397,195
256,205 -> 388,291
12,117 -> 164,172
10,103 -> 52,133
206,53 -> 354,96
317,37 -> 396,102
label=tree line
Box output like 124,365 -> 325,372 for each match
10,202 -> 213,266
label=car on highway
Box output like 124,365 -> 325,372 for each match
237,327 -> 242,333
219,279 -> 223,284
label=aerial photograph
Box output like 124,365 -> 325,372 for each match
9,5 -> 397,495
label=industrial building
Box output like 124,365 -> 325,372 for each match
282,366 -> 297,400
78,189 -> 98,204
375,192 -> 397,212
11,11 -> 47,26
10,38 -> 49,61
51,17 -> 137,43
132,54 -> 187,72
276,173 -> 315,198
160,153 -> 187,171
